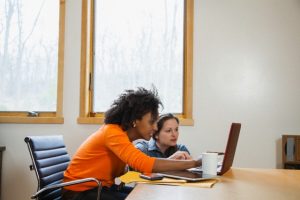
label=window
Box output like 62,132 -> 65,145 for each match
78,0 -> 193,125
0,0 -> 65,124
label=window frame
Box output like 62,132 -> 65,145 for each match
0,0 -> 65,124
78,0 -> 193,126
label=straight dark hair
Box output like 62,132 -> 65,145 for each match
104,87 -> 163,131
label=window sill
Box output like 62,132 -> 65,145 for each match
77,117 -> 104,124
177,117 -> 194,126
77,116 -> 194,126
0,116 -> 64,124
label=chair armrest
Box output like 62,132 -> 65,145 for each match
32,178 -> 101,199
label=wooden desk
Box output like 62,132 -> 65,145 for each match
126,168 -> 300,200
0,146 -> 5,200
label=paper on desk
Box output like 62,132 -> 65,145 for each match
119,171 -> 218,188
119,171 -> 186,184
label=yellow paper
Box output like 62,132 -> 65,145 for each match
139,179 -> 218,188
119,171 -> 186,184
119,171 -> 218,188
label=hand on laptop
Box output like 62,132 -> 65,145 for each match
196,156 -> 202,167
168,151 -> 193,160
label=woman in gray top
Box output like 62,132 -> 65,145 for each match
135,113 -> 191,160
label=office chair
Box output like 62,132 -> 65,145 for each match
25,135 -> 102,200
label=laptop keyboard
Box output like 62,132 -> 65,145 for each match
188,163 -> 222,173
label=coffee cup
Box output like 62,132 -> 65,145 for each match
202,152 -> 218,175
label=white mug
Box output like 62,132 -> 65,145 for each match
202,152 -> 218,175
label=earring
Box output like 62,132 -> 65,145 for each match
133,123 -> 136,128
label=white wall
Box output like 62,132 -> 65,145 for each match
1,0 -> 300,199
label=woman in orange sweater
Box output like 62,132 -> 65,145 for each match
62,87 -> 201,200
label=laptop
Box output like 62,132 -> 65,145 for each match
159,123 -> 241,182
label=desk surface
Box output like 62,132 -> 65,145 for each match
126,168 -> 300,200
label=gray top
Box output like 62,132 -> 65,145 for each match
135,138 -> 190,158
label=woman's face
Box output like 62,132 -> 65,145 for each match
135,112 -> 158,140
156,118 -> 179,147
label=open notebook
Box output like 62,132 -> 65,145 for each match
159,123 -> 241,182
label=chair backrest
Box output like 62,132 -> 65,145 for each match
25,135 -> 70,200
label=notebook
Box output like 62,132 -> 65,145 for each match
159,123 -> 241,181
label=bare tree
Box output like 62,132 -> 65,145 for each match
1,0 -> 57,111
1,0 -> 16,80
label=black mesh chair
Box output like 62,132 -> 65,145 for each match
25,135 -> 102,200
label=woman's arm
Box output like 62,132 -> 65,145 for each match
152,158 -> 201,172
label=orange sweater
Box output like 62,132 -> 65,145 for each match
64,124 -> 155,191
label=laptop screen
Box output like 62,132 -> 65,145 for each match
189,123 -> 241,175
218,123 -> 241,175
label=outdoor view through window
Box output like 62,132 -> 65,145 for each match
93,0 -> 184,113
0,0 -> 59,112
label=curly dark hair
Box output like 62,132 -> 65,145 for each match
152,113 -> 179,140
104,87 -> 163,131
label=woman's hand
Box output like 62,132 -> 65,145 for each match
168,151 -> 192,160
